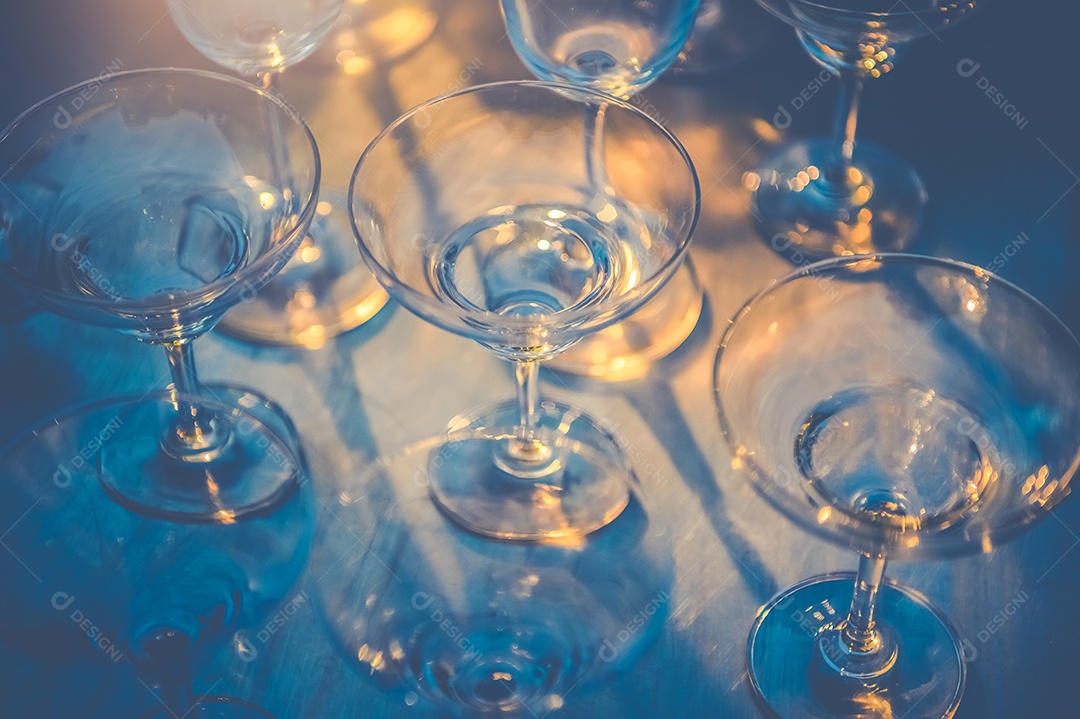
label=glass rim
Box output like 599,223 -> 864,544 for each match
713,252 -> 1080,560
348,79 -> 701,338
757,0 -> 976,21
0,66 -> 323,317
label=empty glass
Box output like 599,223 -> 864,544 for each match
350,81 -> 699,539
169,0 -> 391,346
0,390 -> 312,718
315,436 -> 672,716
501,0 -> 706,379
715,254 -> 1080,717
746,1 -> 978,257
0,68 -> 320,520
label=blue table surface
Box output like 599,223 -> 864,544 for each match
0,1 -> 1078,717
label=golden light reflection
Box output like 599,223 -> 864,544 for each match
851,185 -> 872,205
332,1 -> 438,67
817,506 -> 832,524
751,118 -> 781,144
596,204 -> 618,223
212,509 -> 237,524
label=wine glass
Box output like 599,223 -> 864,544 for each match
314,437 -> 673,716
169,0 -> 391,347
0,68 -> 320,521
500,0 -> 705,380
349,81 -> 699,539
746,1 -> 978,258
714,254 -> 1080,717
0,389 -> 312,718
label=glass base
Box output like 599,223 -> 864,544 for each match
545,259 -> 704,381
748,572 -> 964,719
138,696 -> 276,719
750,139 -> 927,259
217,191 -> 389,348
314,435 -> 670,717
428,400 -> 632,540
98,387 -> 304,523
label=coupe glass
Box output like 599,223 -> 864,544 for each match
315,437 -> 672,716
746,1 -> 978,258
714,254 -> 1080,717
350,81 -> 699,539
0,68 -> 320,521
0,390 -> 312,718
170,0 -> 390,346
501,0 -> 705,380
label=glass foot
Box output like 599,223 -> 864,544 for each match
748,572 -> 964,719
217,190 -> 389,348
98,387 -> 305,523
545,258 -> 704,380
315,435 -> 671,716
428,400 -> 632,540
749,139 -> 927,259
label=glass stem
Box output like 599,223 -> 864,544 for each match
162,340 -> 225,457
842,552 -> 887,653
501,359 -> 553,470
514,360 -> 540,444
583,102 -> 608,189
827,69 -> 863,184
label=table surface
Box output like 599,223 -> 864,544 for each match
0,1 -> 1078,717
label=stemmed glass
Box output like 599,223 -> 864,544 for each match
0,390 -> 312,718
169,0 -> 390,346
315,437 -> 672,716
0,68 -> 320,521
350,81 -> 699,539
714,254 -> 1080,717
746,1 -> 978,258
500,0 -> 704,379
